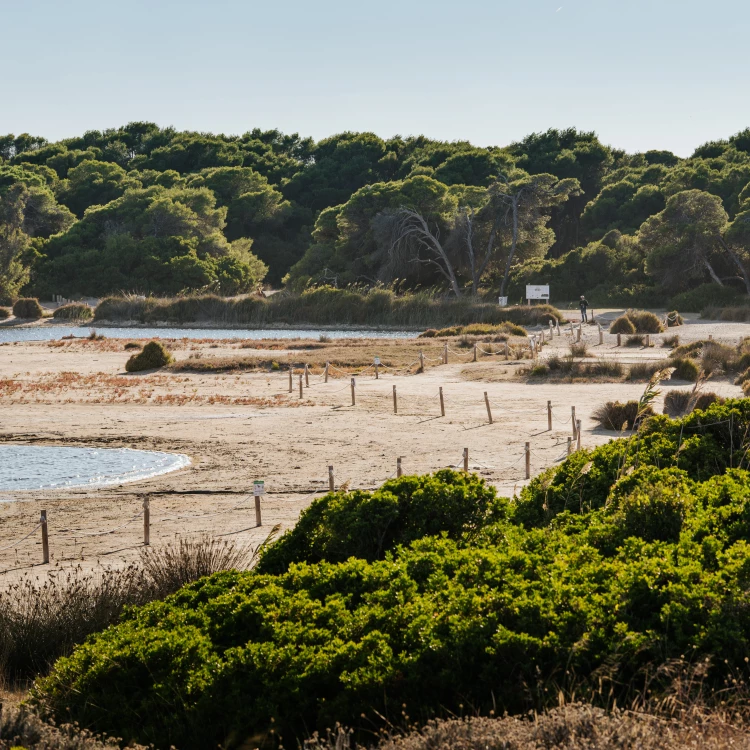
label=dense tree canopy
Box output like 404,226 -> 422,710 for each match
0,121 -> 749,305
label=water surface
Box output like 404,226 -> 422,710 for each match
0,445 -> 190,492
0,326 -> 417,343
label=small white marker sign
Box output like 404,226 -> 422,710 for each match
374,357 -> 381,365
253,480 -> 265,496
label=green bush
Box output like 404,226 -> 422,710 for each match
257,470 -> 506,575
52,303 -> 94,321
33,402 -> 750,749
669,356 -> 700,382
0,307 -> 10,320
124,341 -> 173,372
13,297 -> 44,319
123,342 -> 141,350
608,315 -> 636,334
670,283 -> 743,313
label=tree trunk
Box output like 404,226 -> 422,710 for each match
499,197 -> 520,297
702,256 -> 724,286
720,237 -> 750,295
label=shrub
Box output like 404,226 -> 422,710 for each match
124,341 -> 173,372
256,470 -> 505,575
669,356 -> 700,382
665,310 -> 683,327
582,360 -> 624,378
628,362 -> 662,381
52,303 -> 94,321
662,334 -> 679,348
663,389 -> 693,417
701,342 -> 736,374
591,400 -> 653,431
12,297 -> 44,319
625,334 -> 644,347
528,363 -> 549,377
670,283 -> 743,313
0,306 -> 10,320
609,315 -> 636,335
626,309 -> 664,333
569,341 -> 588,358
123,342 -> 141,350
694,392 -> 725,411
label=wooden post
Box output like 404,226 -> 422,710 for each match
547,400 -> 552,431
567,436 -> 572,456
463,447 -> 469,472
599,326 -> 603,345
374,361 -> 379,379
576,325 -> 581,342
571,406 -> 577,437
397,457 -> 403,478
304,364 -> 309,387
577,420 -> 582,451
443,343 -> 448,364
393,385 -> 398,414
473,344 -> 477,362
709,334 -> 713,341
484,392 -> 493,424
350,377 -> 356,406
525,443 -> 531,480
328,465 -> 334,492
143,496 -> 150,546
299,373 -> 303,398
419,351 -> 425,373
40,510 -> 49,564
439,386 -> 445,417
324,362 -> 329,383
288,366 -> 293,393
645,334 -> 650,347
254,492 -> 262,527
504,341 -> 509,358
556,320 -> 561,336
617,333 -> 622,347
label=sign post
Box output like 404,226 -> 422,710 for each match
525,285 -> 550,305
253,480 -> 265,526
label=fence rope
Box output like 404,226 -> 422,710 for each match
0,522 -> 43,553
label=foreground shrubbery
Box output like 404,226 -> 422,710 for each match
124,340 -> 173,372
95,289 -> 564,328
609,309 -> 664,334
32,400 -> 750,749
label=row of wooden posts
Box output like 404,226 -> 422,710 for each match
27,424 -> 586,566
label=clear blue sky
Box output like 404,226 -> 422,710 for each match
3,0 -> 748,157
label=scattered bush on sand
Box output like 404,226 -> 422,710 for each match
662,334 -> 679,348
625,309 -> 664,333
628,362 -> 663,381
569,341 -> 589,358
668,356 -> 700,382
625,334 -> 644,347
664,389 -> 725,418
12,297 -> 44,319
123,342 -> 141,350
125,341 -> 173,372
52,303 -> 94,321
0,307 -> 10,320
609,315 -> 636,335
665,310 -> 683,327
592,400 -> 653,431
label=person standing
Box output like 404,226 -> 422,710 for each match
579,295 -> 589,323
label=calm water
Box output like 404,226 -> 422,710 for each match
0,326 -> 417,343
0,446 -> 190,492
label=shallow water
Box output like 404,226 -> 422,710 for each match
0,446 -> 190,493
0,326 -> 417,343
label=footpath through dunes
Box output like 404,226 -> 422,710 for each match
0,320 -> 746,584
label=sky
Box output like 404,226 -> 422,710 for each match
2,0 -> 748,157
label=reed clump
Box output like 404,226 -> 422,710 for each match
52,303 -> 93,321
12,298 -> 44,319
125,340 -> 173,372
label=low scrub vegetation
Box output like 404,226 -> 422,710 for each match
610,309 -> 664,335
419,322 -> 527,338
665,310 -> 684,327
609,315 -> 636,335
95,289 -> 563,328
52,303 -> 94,321
0,307 -> 9,320
12,297 -> 44,319
33,400 -> 750,749
702,305 -> 750,322
668,356 -> 700,382
124,340 -> 173,372
625,334 -> 645,346
0,537 -> 258,684
663,389 -> 725,418
591,400 -> 654,431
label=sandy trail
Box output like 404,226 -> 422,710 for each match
0,318 -> 746,583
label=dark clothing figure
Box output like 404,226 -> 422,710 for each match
579,296 -> 589,323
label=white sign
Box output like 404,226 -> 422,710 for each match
498,296 -> 508,307
526,285 -> 550,300
253,480 -> 265,496
374,357 -> 381,366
